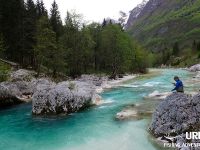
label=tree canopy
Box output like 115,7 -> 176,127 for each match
0,0 -> 148,78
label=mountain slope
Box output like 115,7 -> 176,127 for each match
125,0 -> 148,29
126,0 -> 200,52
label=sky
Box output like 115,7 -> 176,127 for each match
38,0 -> 143,23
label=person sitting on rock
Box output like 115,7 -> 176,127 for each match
171,76 -> 184,93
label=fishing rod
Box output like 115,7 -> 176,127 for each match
163,78 -> 192,88
162,78 -> 174,84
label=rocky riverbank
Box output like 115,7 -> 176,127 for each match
0,69 -> 137,115
0,69 -> 36,107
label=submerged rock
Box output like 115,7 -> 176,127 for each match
149,93 -> 200,149
32,81 -> 97,115
116,100 -> 158,120
116,109 -> 143,120
144,90 -> 170,100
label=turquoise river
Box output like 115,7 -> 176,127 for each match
0,69 -> 198,150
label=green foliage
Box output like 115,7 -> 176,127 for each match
0,34 -> 6,57
172,42 -> 180,56
80,26 -> 95,73
0,0 -> 48,67
68,82 -> 75,90
100,24 -> 147,75
100,24 -> 127,74
197,42 -> 200,51
58,11 -> 148,77
36,0 -> 47,18
132,43 -> 148,73
50,0 -> 63,40
20,0 -> 37,67
35,16 -> 65,77
59,11 -> 86,77
0,62 -> 10,82
0,0 -> 25,62
186,28 -> 200,37
0,1 -> 148,78
128,0 -> 200,60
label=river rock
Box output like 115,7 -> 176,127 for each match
0,81 -> 32,106
0,82 -> 21,97
189,64 -> 200,72
32,81 -> 97,115
9,69 -> 36,82
116,99 -> 158,120
30,78 -> 55,93
116,108 -> 139,120
144,90 -> 170,100
0,69 -> 49,107
150,93 -> 200,150
77,74 -> 108,86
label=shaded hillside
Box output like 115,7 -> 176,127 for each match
126,0 -> 200,52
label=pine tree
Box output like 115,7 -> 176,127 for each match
36,0 -> 47,18
35,16 -> 64,76
0,34 -> 5,57
192,40 -> 197,51
40,0 -> 47,16
197,42 -> 200,51
60,11 -> 84,77
172,42 -> 180,56
118,11 -> 127,29
0,0 -> 25,62
36,0 -> 41,17
87,23 -> 102,71
50,0 -> 63,40
102,18 -> 107,27
0,0 -> 2,33
80,26 -> 95,73
20,0 -> 38,67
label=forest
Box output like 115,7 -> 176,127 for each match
0,0 -> 148,78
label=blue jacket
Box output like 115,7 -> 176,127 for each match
172,80 -> 184,92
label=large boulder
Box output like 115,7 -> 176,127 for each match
30,78 -> 55,93
189,64 -> 200,72
150,93 -> 200,137
32,81 -> 96,115
150,93 -> 200,149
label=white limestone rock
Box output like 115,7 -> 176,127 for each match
32,81 -> 97,115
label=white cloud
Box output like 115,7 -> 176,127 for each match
35,0 -> 143,23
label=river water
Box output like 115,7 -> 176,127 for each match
0,69 -> 197,150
